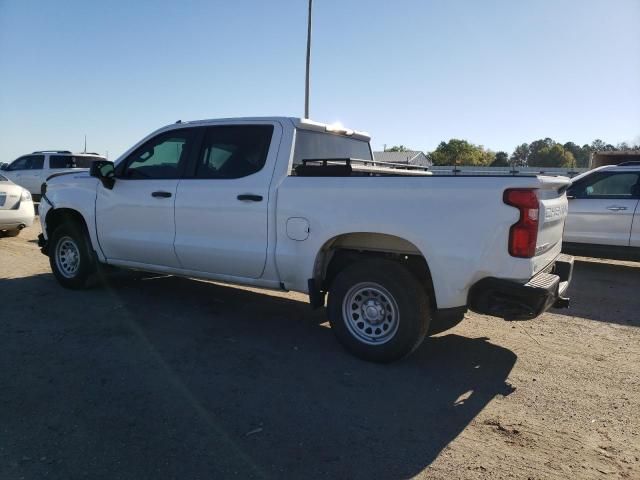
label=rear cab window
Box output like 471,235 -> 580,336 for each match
291,130 -> 372,174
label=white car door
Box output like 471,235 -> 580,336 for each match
174,123 -> 280,278
3,154 -> 45,194
96,128 -> 197,268
564,171 -> 640,246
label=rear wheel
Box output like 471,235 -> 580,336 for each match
327,258 -> 430,363
49,222 -> 95,289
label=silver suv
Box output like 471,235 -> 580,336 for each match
564,161 -> 640,259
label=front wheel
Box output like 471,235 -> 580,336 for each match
49,222 -> 95,289
327,258 -> 431,363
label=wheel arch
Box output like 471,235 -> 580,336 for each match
312,232 -> 438,309
45,208 -> 90,237
43,207 -> 102,261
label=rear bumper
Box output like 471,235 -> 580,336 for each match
468,254 -> 573,320
0,201 -> 35,230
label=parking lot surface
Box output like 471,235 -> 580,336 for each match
1,223 -> 639,479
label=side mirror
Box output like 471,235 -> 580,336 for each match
90,160 -> 115,189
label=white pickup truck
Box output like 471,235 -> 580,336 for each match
38,117 -> 574,362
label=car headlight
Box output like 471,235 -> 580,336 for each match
21,189 -> 32,201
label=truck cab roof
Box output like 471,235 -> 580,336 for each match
164,117 -> 371,141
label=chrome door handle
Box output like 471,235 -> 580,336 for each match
606,206 -> 627,211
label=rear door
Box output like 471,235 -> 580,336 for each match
96,128 -> 196,267
174,122 -> 279,278
564,171 -> 640,246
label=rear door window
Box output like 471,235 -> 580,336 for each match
195,125 -> 274,179
49,155 -> 75,169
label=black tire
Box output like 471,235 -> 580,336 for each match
327,258 -> 431,363
49,221 -> 96,289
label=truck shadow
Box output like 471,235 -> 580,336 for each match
550,258 -> 640,327
0,273 -> 516,479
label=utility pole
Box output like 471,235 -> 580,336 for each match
83,135 -> 87,153
304,0 -> 313,119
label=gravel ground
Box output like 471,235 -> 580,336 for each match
1,222 -> 639,479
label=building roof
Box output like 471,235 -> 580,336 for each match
593,150 -> 640,156
373,151 -> 431,166
591,150 -> 640,168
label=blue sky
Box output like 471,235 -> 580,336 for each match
1,0 -> 639,161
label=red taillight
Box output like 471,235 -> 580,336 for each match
504,188 -> 539,258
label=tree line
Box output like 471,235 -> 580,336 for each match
387,138 -> 639,168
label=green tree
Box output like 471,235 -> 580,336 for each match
528,144 -> 576,168
427,139 -> 494,166
563,142 -> 591,168
386,145 -> 410,152
490,151 -> 510,167
591,139 -> 616,152
528,138 -> 556,165
510,143 -> 530,166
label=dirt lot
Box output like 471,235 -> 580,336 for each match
1,222 -> 639,480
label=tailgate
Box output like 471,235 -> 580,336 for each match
533,176 -> 570,273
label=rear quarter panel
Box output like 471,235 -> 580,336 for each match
275,175 -> 567,309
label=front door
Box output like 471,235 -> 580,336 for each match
565,171 -> 640,246
4,155 -> 45,194
96,128 -> 196,267
174,123 -> 279,278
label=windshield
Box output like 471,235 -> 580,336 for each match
292,130 -> 372,171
